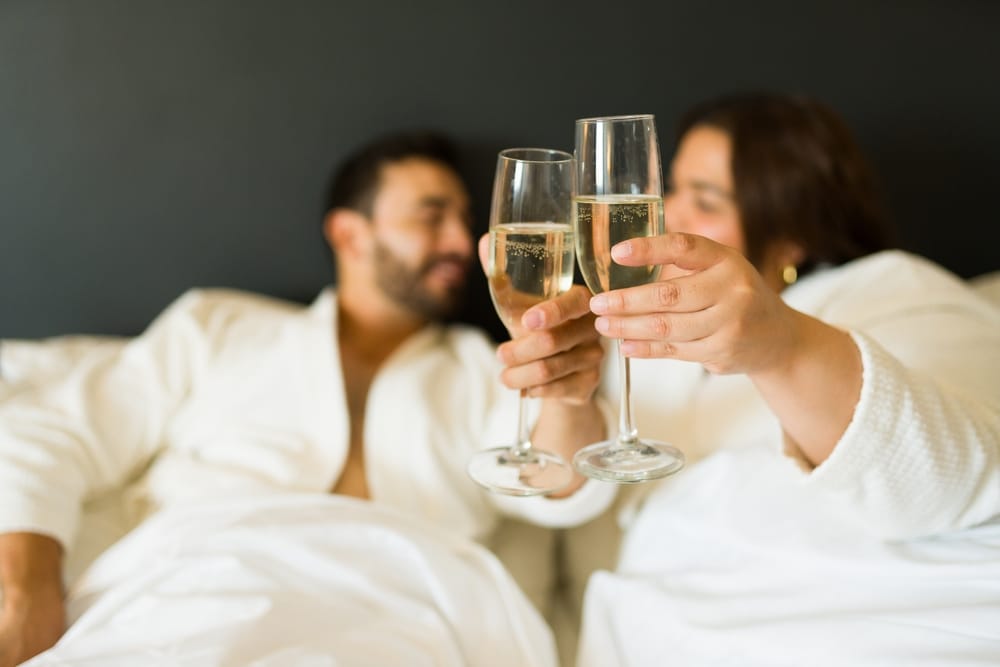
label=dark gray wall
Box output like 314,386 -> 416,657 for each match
2,0 -> 999,340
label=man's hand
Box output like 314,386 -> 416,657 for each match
496,284 -> 604,404
0,533 -> 66,666
479,234 -> 604,403
479,234 -> 608,496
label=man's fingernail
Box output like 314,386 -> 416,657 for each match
523,309 -> 544,330
590,294 -> 608,314
594,317 -> 610,333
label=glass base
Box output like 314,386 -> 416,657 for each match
467,446 -> 574,496
573,438 -> 684,484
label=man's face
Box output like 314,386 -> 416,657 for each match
367,158 -> 474,320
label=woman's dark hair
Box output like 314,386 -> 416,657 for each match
325,130 -> 461,218
676,93 -> 895,275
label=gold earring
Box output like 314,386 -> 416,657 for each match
781,264 -> 798,286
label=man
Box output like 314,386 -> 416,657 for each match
0,131 -> 609,664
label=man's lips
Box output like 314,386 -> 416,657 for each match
424,259 -> 469,286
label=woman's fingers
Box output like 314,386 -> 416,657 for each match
594,307 -> 725,343
585,234 -> 796,375
589,272 -> 718,316
610,232 -> 725,271
590,239 -> 744,317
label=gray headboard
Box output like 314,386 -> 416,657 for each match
3,1 -> 998,341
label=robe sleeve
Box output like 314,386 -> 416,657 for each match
0,290 -> 216,548
797,320 -> 1000,539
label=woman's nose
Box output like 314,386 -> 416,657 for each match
663,194 -> 688,234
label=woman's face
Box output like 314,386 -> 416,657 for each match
663,125 -> 745,253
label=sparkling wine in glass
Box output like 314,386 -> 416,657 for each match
467,148 -> 577,496
572,114 -> 685,483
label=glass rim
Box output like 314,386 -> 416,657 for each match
497,147 -> 574,163
575,113 -> 655,124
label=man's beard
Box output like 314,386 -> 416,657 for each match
373,240 -> 469,321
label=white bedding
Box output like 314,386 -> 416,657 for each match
24,494 -> 558,667
578,445 -> 1000,666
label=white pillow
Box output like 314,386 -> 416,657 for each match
0,335 -> 125,386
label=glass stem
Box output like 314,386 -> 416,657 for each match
617,339 -> 638,446
513,388 -> 533,455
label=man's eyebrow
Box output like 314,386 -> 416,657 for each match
415,195 -> 473,224
417,196 -> 449,208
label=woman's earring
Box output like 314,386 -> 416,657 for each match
781,264 -> 798,286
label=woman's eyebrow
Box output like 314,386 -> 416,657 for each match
690,180 -> 734,199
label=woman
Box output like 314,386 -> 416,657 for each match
577,94 -> 1000,666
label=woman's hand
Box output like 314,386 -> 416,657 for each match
588,232 -> 800,376
590,232 -> 862,466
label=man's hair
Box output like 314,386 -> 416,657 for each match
324,130 -> 462,218
676,92 -> 895,277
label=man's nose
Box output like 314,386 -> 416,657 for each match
441,213 -> 473,258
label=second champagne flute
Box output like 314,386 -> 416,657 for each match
467,148 -> 576,496
572,114 -> 685,483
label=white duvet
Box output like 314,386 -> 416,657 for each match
24,494 -> 557,667
578,445 -> 1000,666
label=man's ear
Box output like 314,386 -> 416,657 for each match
323,208 -> 370,260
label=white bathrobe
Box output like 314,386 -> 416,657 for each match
0,287 -> 614,552
579,250 -> 1000,666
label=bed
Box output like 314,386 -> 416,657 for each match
0,334 -> 617,667
6,272 -> 996,666
19,493 -> 557,667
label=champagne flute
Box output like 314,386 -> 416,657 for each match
467,148 -> 577,496
572,114 -> 685,483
